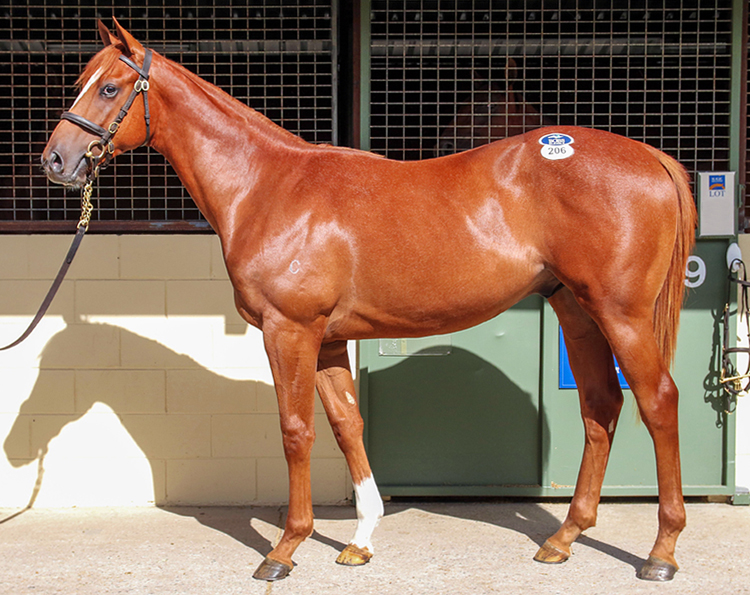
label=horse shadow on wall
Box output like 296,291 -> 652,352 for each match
2,321 -> 641,570
2,322 -> 293,554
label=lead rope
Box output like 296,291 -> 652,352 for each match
0,182 -> 96,351
0,155 -> 99,351
1,49 -> 153,351
720,258 -> 750,411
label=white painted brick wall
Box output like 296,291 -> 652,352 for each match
0,235 -> 349,507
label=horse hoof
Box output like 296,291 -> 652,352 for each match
252,556 -> 294,581
336,544 -> 373,566
533,540 -> 571,564
637,555 -> 677,581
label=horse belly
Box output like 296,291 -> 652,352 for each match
329,248 -> 543,340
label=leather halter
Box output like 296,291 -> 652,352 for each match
61,49 -> 153,168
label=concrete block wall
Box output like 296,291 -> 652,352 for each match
0,235 -> 349,507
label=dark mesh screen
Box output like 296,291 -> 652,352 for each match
0,0 -> 336,231
369,0 -> 735,191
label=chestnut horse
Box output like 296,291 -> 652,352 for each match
42,20 -> 695,582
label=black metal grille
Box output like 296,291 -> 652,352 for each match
0,0 -> 336,231
369,0 -> 734,189
745,4 -> 750,229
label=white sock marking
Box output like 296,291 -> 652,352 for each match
70,67 -> 104,111
351,475 -> 384,552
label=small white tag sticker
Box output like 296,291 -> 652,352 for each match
539,133 -> 575,160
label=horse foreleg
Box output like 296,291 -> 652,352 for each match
316,341 -> 384,566
536,288 -> 624,564
253,318 -> 324,582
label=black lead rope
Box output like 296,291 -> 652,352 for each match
0,50 -> 153,351
721,258 -> 750,401
0,227 -> 86,351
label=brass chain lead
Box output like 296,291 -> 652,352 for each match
77,180 -> 94,230
77,155 -> 102,231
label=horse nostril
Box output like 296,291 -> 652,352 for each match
48,150 -> 64,174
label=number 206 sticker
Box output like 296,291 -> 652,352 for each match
539,133 -> 575,160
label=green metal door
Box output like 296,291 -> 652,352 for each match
360,297 -> 545,495
360,241 -> 736,497
539,240 -> 735,498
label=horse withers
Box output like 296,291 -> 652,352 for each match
41,19 -> 696,583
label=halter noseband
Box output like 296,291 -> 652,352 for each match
61,49 -> 153,170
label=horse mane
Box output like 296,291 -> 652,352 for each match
156,48 -> 310,147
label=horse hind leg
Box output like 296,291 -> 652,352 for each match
595,311 -> 684,581
316,341 -> 384,566
535,288 -> 625,564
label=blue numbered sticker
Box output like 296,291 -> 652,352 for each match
539,133 -> 575,160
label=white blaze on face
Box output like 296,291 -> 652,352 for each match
69,67 -> 104,111
351,475 -> 384,552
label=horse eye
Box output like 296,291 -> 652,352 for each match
100,83 -> 118,98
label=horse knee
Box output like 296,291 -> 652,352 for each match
281,417 -> 316,459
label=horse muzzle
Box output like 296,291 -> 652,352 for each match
41,145 -> 90,189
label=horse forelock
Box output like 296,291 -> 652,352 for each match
75,46 -> 122,90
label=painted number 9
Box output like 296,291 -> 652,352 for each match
685,255 -> 706,288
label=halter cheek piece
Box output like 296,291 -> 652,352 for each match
61,49 -> 152,170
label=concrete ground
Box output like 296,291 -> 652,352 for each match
1,500 -> 749,595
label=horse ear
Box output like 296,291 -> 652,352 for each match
111,16 -> 144,57
98,19 -> 118,47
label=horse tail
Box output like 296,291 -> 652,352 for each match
646,144 -> 697,368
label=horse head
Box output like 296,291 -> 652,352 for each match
42,19 -> 153,189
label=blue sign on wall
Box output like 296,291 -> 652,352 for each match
559,327 -> 630,389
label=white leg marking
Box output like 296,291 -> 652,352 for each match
70,67 -> 103,111
351,475 -> 384,552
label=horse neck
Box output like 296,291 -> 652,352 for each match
147,53 -> 309,233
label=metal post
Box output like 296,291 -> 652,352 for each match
359,0 -> 371,152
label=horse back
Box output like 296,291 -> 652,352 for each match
229,127 -> 683,339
